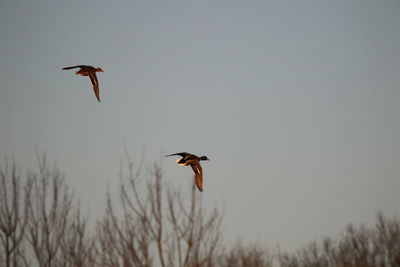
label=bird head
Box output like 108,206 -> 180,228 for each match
96,68 -> 104,72
200,156 -> 210,161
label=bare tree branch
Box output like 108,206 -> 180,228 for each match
26,154 -> 73,267
0,160 -> 32,267
96,156 -> 223,267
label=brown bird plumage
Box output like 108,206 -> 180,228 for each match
62,65 -> 103,102
165,152 -> 210,192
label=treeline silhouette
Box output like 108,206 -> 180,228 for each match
1,155 -> 399,267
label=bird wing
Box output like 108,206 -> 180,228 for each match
190,162 -> 203,192
62,65 -> 86,70
165,152 -> 190,158
89,73 -> 100,102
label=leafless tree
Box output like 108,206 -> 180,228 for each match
218,242 -> 273,267
58,205 -> 96,267
374,212 -> 400,266
0,160 -> 32,267
165,183 -> 221,267
3,154 -> 400,267
26,154 -> 73,267
278,213 -> 400,267
96,157 -> 223,267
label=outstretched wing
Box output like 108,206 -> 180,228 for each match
62,65 -> 86,70
89,73 -> 100,102
165,152 -> 190,158
190,163 -> 203,192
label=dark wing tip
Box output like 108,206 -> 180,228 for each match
165,152 -> 188,157
62,65 -> 85,70
62,66 -> 76,70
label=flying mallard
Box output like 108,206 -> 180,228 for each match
62,65 -> 103,102
165,152 -> 210,192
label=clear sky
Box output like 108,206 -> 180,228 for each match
0,0 -> 399,251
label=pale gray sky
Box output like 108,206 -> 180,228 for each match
0,0 -> 399,251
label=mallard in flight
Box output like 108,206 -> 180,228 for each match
62,65 -> 103,102
165,152 -> 210,192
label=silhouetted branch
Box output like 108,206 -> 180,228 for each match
96,156 -> 223,267
26,154 -> 73,267
0,160 -> 32,267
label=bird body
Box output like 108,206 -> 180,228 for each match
165,152 -> 210,192
62,65 -> 103,102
